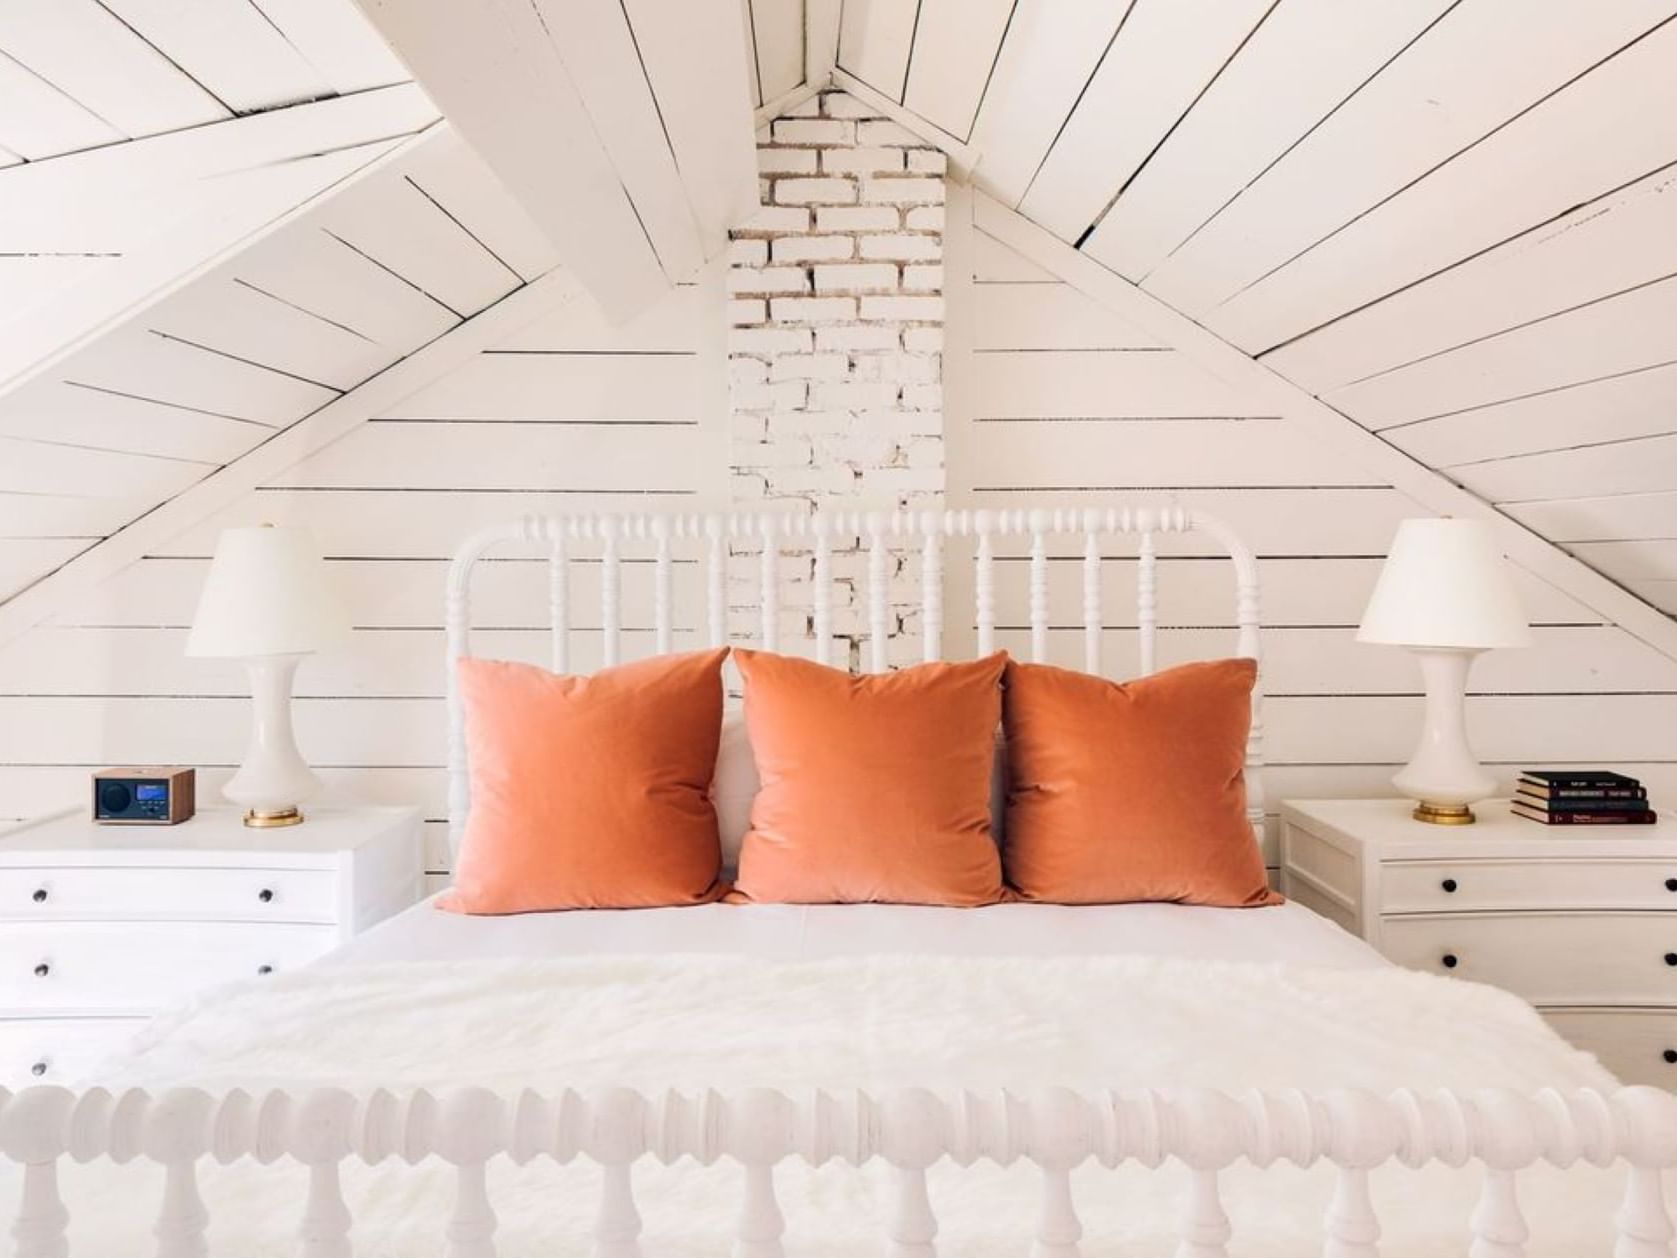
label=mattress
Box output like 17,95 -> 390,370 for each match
330,892 -> 1388,968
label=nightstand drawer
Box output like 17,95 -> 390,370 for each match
1380,912 -> 1677,1006
0,1016 -> 146,1087
0,866 -> 339,924
1543,1008 -> 1677,1090
0,921 -> 338,1014
1382,860 -> 1677,914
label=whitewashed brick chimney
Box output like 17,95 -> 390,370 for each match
727,89 -> 946,664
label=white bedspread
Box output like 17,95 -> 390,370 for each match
45,948 -> 1630,1257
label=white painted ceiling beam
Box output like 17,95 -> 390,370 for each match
352,0 -> 758,323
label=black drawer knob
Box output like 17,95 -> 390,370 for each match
1664,1050 -> 1677,1065
30,1061 -> 46,1078
1441,954 -> 1458,969
1666,878 -> 1677,893
258,888 -> 274,903
31,888 -> 47,904
1666,953 -> 1677,968
1440,878 -> 1458,893
32,963 -> 49,978
256,964 -> 274,976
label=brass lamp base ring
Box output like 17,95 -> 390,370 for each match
1413,802 -> 1476,826
244,807 -> 304,828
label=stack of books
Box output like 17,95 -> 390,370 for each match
1511,771 -> 1657,825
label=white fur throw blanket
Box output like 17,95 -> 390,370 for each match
41,954 -> 1628,1255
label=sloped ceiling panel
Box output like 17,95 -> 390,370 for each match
0,122 -> 558,608
0,0 -> 409,164
837,0 -> 1677,623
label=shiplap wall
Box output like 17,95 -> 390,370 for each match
0,264 -> 730,885
944,194 -> 1677,853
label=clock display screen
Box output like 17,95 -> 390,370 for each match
135,784 -> 167,802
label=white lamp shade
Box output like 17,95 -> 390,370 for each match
186,525 -> 348,658
1357,518 -> 1533,650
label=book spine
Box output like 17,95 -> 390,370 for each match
1519,785 -> 1646,800
1516,796 -> 1650,812
1525,777 -> 1641,790
1512,809 -> 1658,825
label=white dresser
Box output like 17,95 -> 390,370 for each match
0,804 -> 423,1086
1280,797 -> 1677,1087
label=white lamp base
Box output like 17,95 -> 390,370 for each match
223,654 -> 323,828
1392,647 -> 1496,826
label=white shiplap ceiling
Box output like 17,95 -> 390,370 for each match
834,0 -> 1677,623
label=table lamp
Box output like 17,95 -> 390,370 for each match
186,524 -> 348,827
1357,518 -> 1532,825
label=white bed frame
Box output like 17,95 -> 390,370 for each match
6,505 -> 1676,1258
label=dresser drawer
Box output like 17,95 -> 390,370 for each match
0,1016 -> 147,1087
0,865 -> 339,924
0,921 -> 338,1015
1382,859 -> 1677,914
1379,912 -> 1677,1006
1543,1008 -> 1677,1090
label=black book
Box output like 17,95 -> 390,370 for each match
1517,778 -> 1646,801
1514,788 -> 1649,812
1521,769 -> 1643,790
1511,801 -> 1657,825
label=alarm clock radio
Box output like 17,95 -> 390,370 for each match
92,767 -> 196,825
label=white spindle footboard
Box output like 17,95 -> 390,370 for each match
4,1084 -> 1676,1254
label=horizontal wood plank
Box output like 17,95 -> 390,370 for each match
967,349 -> 1256,417
1452,434 -> 1677,505
1506,492 -> 1677,545
383,351 -> 701,422
974,283 -> 1159,350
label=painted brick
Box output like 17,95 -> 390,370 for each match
757,147 -> 818,174
821,146 -> 906,175
907,150 -> 948,174
759,465 -> 858,494
732,380 -> 809,410
862,177 -> 946,206
735,438 -> 814,469
818,432 -> 898,466
856,120 -> 923,147
816,325 -> 900,352
768,296 -> 857,324
905,206 -> 945,231
730,413 -> 769,442
900,383 -> 942,410
814,263 -> 900,293
730,327 -> 814,355
820,91 -> 878,119
860,466 -> 944,494
815,206 -> 899,232
859,233 -> 941,261
860,294 -> 943,322
903,437 -> 944,468
772,118 -> 854,145
810,381 -> 902,410
850,353 -> 939,384
855,408 -> 943,436
772,234 -> 855,263
729,266 -> 810,296
902,264 -> 942,292
728,238 -> 768,266
728,298 -> 767,325
775,177 -> 859,206
766,409 -> 854,435
770,353 -> 849,381
730,358 -> 769,384
783,94 -> 821,117
737,205 -> 812,235
902,327 -> 944,353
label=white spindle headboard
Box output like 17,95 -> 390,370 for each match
444,506 -> 1265,853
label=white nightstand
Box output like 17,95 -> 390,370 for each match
0,804 -> 422,1086
1280,797 -> 1677,1087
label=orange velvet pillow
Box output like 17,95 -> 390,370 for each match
440,649 -> 729,914
731,650 -> 1008,906
1002,657 -> 1279,908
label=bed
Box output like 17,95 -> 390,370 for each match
3,506 -> 1673,1258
